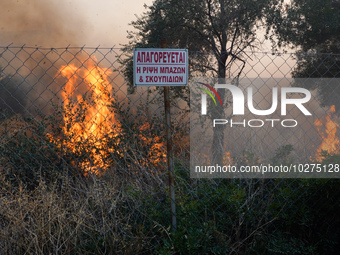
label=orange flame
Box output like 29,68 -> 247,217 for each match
48,56 -> 167,175
223,143 -> 232,164
223,151 -> 232,164
139,122 -> 166,167
52,57 -> 120,175
314,105 -> 340,161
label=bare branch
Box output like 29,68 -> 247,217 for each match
207,0 -> 223,47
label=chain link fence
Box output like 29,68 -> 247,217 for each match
0,46 -> 340,254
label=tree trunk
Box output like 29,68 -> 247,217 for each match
212,55 -> 227,165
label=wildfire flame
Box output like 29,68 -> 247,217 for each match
48,56 -> 166,175
223,151 -> 232,164
51,56 -> 120,175
314,105 -> 340,161
223,142 -> 232,164
139,122 -> 166,166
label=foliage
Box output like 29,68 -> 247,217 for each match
0,114 -> 83,189
270,144 -> 294,165
120,0 -> 281,90
121,0 -> 282,165
268,0 -> 340,51
107,96 -> 168,173
291,50 -> 340,108
268,0 -> 340,106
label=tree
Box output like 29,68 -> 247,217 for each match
268,0 -> 339,52
268,0 -> 340,107
121,0 -> 280,164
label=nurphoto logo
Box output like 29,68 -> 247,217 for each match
190,78 -> 339,179
198,82 -> 312,128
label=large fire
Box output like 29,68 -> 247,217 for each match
49,57 -> 120,175
314,105 -> 340,161
48,56 -> 166,175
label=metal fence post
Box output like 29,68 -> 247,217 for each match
161,39 -> 177,232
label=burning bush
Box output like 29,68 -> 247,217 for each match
314,105 -> 340,161
0,55 -> 171,188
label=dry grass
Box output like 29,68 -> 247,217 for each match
0,170 -> 165,255
0,111 -> 171,254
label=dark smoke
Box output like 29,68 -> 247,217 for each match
0,72 -> 27,119
0,0 -> 88,118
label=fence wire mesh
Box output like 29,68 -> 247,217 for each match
0,46 -> 340,254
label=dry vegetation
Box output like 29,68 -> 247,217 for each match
0,169 -> 167,254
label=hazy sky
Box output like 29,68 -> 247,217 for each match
69,0 -> 154,46
0,0 -> 153,47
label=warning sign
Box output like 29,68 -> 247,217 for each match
133,48 -> 188,86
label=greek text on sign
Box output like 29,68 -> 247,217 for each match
133,48 -> 188,86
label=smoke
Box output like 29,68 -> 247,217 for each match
0,0 -> 86,47
0,0 -> 90,118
